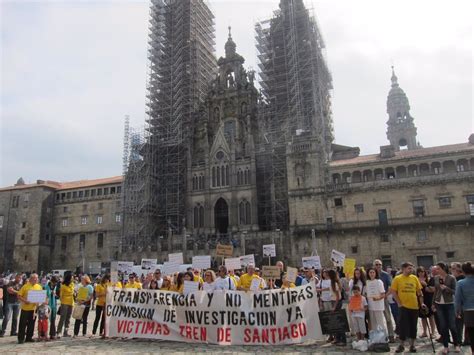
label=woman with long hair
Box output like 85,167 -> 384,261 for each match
92,274 -> 110,337
416,266 -> 436,338
327,269 -> 346,346
202,270 -> 216,292
57,272 -> 74,337
366,267 -> 387,333
349,268 -> 367,295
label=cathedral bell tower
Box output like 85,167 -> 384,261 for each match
386,66 -> 419,150
188,27 -> 259,236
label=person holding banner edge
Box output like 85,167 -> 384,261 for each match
17,273 -> 44,344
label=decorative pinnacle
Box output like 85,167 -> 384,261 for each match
391,65 -> 399,87
228,26 -> 232,39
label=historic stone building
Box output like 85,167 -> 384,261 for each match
0,177 -> 122,273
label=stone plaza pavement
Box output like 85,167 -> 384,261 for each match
0,311 -> 470,354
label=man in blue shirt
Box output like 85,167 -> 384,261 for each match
374,259 -> 395,342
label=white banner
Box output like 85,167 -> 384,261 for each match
105,282 -> 323,345
192,255 -> 211,270
141,259 -> 158,271
262,244 -> 276,257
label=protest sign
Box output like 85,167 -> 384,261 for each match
192,255 -> 211,270
239,254 -> 255,268
250,278 -> 262,291
133,265 -> 144,277
343,258 -> 356,279
286,267 -> 298,283
302,256 -> 321,270
141,259 -> 158,271
110,262 -> 118,284
179,264 -> 193,272
183,281 -> 200,295
169,253 -> 184,265
105,282 -> 323,345
318,310 -> 350,335
27,290 -> 47,303
117,261 -> 134,274
330,249 -> 345,267
216,244 -> 233,257
261,266 -> 281,279
225,257 -> 242,271
162,261 -> 180,276
262,244 -> 276,257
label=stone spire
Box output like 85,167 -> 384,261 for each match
386,66 -> 418,150
225,26 -> 236,58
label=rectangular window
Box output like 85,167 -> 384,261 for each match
72,191 -> 77,199
0,215 -> 4,229
45,234 -> 50,241
22,222 -> 26,228
115,213 -> 121,223
12,196 -> 19,208
413,199 -> 425,217
438,197 -> 452,209
61,193 -> 66,200
98,202 -> 103,210
417,230 -> 427,242
446,251 -> 455,258
23,193 -> 30,202
81,216 -> 88,225
351,246 -> 358,254
378,209 -> 388,226
97,233 -> 104,248
85,190 -> 90,197
117,186 -> 121,194
97,215 -> 103,224
104,187 -> 109,195
466,195 -> 474,217
66,192 -> 71,199
381,255 -> 392,268
326,217 -> 333,230
21,234 -> 25,241
62,218 -> 68,227
63,206 -> 68,213
91,189 -> 96,197
82,204 -> 88,211
110,187 -> 116,194
334,198 -> 343,207
380,233 -> 390,242
80,234 -> 85,249
433,167 -> 441,174
61,236 -> 67,250
354,204 -> 364,213
97,188 -> 103,196
78,191 -> 84,198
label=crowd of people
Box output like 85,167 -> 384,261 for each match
0,259 -> 472,353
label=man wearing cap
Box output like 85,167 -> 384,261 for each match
17,273 -> 44,344
124,274 -> 142,289
238,264 -> 263,291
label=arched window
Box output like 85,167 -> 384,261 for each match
213,107 -> 220,121
192,176 -> 196,190
193,207 -> 199,228
244,169 -> 249,184
245,201 -> 251,224
241,102 -> 248,115
212,167 -> 216,187
221,165 -> 225,186
225,165 -> 229,186
216,166 -> 221,186
239,201 -> 245,225
199,205 -> 204,227
199,174 -> 204,189
237,169 -> 242,185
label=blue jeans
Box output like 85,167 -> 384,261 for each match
436,303 -> 458,347
1,303 -> 20,335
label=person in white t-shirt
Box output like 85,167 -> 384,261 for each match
318,270 -> 333,311
366,267 -> 387,333
214,266 -> 236,291
202,270 -> 216,292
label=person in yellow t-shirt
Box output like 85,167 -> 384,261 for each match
192,269 -> 204,285
124,274 -> 142,289
281,274 -> 296,289
92,274 -> 110,337
57,272 -> 75,338
160,276 -> 174,291
17,273 -> 44,344
391,262 -> 426,353
238,264 -> 263,291
73,276 -> 94,337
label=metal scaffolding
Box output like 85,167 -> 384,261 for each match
122,0 -> 216,255
255,0 -> 334,231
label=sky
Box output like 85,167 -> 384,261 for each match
1,0 -> 472,187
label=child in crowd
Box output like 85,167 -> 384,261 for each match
37,303 -> 51,341
349,285 -> 368,341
